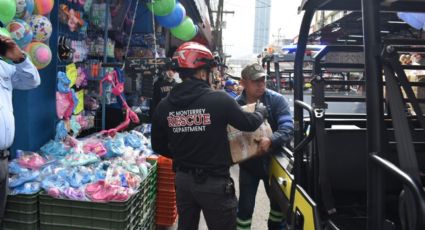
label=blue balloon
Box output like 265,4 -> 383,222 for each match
155,2 -> 186,28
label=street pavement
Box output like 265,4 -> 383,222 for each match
159,165 -> 270,230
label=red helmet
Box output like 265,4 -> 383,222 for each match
173,42 -> 214,69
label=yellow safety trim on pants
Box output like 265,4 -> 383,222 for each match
268,214 -> 283,222
269,209 -> 284,218
236,217 -> 252,226
236,226 -> 251,230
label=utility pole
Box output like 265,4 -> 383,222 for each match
212,0 -> 234,58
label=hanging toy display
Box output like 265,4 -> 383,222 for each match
6,19 -> 33,49
24,41 -> 52,69
28,14 -> 52,42
155,2 -> 185,28
33,0 -> 54,15
170,16 -> 197,41
0,0 -> 16,25
146,0 -> 175,17
15,0 -> 34,19
98,70 -> 140,137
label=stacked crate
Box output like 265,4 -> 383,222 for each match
140,159 -> 158,230
155,156 -> 178,226
38,160 -> 158,230
3,193 -> 39,230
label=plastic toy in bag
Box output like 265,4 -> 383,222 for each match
63,135 -> 79,148
57,71 -> 71,93
85,180 -> 130,202
10,182 -> 41,195
9,171 -> 40,188
8,160 -> 29,175
41,174 -> 70,190
17,151 -> 46,170
55,120 -> 68,141
104,138 -> 125,158
76,67 -> 88,88
56,91 -> 75,120
61,152 -> 99,167
124,132 -> 142,149
40,140 -> 70,158
48,187 -> 62,198
70,115 -> 82,136
63,187 -> 87,201
83,141 -> 107,157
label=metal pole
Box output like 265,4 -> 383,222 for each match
101,0 -> 110,130
274,55 -> 281,93
294,8 -> 314,185
362,0 -> 385,229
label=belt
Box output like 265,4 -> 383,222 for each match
0,149 -> 10,158
176,166 -> 229,178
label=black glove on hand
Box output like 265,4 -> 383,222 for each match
255,101 -> 268,120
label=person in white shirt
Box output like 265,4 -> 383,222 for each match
0,34 -> 40,226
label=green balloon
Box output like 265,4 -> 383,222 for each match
146,0 -> 176,16
170,17 -> 197,41
0,0 -> 16,25
0,27 -> 11,38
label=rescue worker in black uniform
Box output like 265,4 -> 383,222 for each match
151,42 -> 268,230
150,68 -> 177,116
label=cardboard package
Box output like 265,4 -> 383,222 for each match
227,103 -> 273,163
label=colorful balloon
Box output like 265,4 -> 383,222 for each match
155,2 -> 185,28
6,19 -> 33,48
170,17 -> 197,41
24,41 -> 52,69
15,0 -> 34,19
28,14 -> 52,42
0,0 -> 16,25
146,0 -> 175,16
33,0 -> 53,15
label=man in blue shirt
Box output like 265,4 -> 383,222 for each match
236,63 -> 293,230
0,34 -> 40,225
224,79 -> 238,98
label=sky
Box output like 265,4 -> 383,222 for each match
222,0 -> 303,59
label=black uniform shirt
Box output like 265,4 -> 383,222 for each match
151,79 -> 264,176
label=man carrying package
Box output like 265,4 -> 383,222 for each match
151,42 -> 268,230
236,63 -> 294,230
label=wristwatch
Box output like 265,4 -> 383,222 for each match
13,52 -> 26,64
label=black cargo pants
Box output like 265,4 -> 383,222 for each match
175,170 -> 237,230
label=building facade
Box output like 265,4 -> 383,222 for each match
253,0 -> 271,54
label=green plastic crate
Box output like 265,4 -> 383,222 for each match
5,193 -> 38,213
3,219 -> 38,230
39,191 -> 140,230
3,193 -> 39,230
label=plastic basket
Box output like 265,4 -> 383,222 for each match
3,193 -> 39,230
39,191 -> 140,230
158,167 -> 175,176
156,194 -> 176,204
5,193 -> 38,213
156,211 -> 177,226
157,156 -> 173,170
3,219 -> 38,230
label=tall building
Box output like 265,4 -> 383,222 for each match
253,0 -> 271,54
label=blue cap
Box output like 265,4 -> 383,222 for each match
225,79 -> 237,87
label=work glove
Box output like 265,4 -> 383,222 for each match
254,101 -> 268,120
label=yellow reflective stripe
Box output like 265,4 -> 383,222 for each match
268,214 -> 283,222
269,209 -> 284,218
236,217 -> 252,226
